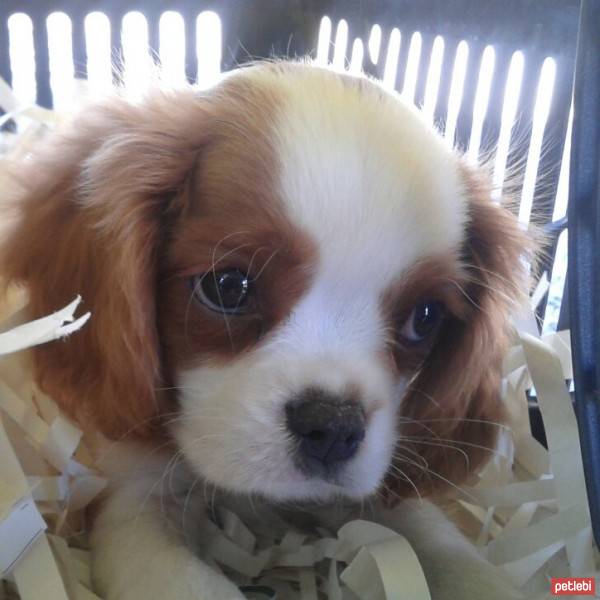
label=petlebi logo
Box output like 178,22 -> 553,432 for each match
551,577 -> 596,596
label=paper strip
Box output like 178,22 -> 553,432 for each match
27,476 -> 69,503
341,535 -> 431,600
0,496 -> 47,577
12,534 -> 69,600
298,569 -> 318,600
0,296 -> 90,356
0,414 -> 29,518
520,332 -> 594,575
0,77 -> 21,113
485,503 -> 589,565
460,479 -> 555,508
0,380 -> 81,472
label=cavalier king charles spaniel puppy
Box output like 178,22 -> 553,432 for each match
1,62 -> 530,599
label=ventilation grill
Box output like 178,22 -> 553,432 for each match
2,10 -> 570,332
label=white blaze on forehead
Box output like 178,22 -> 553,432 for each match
243,64 -> 469,354
254,65 -> 467,287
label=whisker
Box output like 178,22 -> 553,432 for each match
392,444 -> 429,469
395,439 -> 470,468
463,263 -> 526,297
251,248 -> 281,282
457,272 -> 518,307
403,387 -> 441,410
393,457 -> 477,501
398,435 -> 503,457
440,276 -> 483,311
387,463 -> 423,502
397,416 -> 509,429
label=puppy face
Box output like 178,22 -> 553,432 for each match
1,63 -> 529,502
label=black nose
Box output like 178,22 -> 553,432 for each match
286,389 -> 366,472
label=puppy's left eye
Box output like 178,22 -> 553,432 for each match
191,269 -> 252,314
400,301 -> 445,342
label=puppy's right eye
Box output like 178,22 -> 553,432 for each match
191,269 -> 252,314
400,301 -> 445,343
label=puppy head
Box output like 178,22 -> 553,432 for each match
1,63 -> 530,502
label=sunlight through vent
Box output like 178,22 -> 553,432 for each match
552,104 -> 574,222
445,41 -> 469,146
382,28 -> 401,90
402,32 -> 422,103
159,11 -> 186,87
422,36 -> 445,121
518,57 -> 556,224
349,38 -> 364,75
85,12 -> 111,91
368,25 -> 382,64
47,12 -> 75,110
492,51 -> 525,199
316,16 -> 332,66
122,11 -> 152,98
467,45 -> 496,162
8,13 -> 36,106
196,11 -> 221,89
332,19 -> 348,72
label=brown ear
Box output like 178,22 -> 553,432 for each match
1,90 -> 208,438
387,164 -> 532,497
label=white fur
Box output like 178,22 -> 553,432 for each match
91,444 -> 246,600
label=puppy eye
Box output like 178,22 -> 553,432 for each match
400,301 -> 445,342
191,269 -> 252,314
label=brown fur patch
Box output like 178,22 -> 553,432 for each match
157,74 -> 318,373
158,213 -> 317,371
384,162 -> 532,499
0,70 -> 315,439
380,254 -> 472,374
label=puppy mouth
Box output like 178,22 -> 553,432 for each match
294,457 -> 349,486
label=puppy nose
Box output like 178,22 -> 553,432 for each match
286,389 -> 366,469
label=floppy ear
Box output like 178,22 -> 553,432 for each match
387,164 -> 533,497
0,89 -> 208,439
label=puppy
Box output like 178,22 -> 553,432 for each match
1,62 -> 529,599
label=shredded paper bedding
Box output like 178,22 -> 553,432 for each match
0,79 -> 598,600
